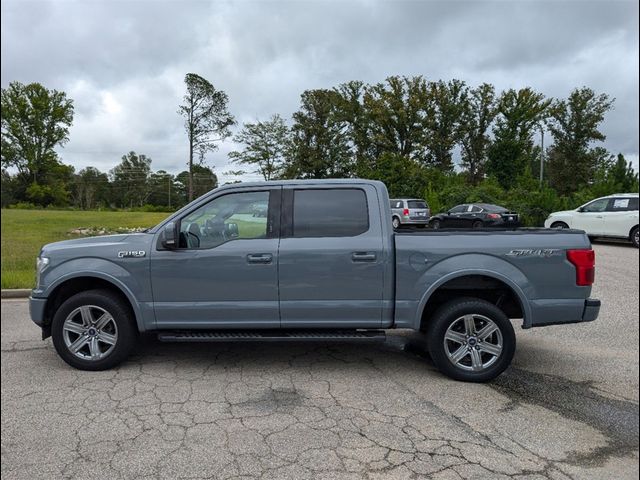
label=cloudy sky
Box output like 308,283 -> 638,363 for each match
2,0 -> 638,182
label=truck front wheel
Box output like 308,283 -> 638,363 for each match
51,289 -> 137,371
426,298 -> 516,382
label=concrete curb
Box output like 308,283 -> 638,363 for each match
1,289 -> 31,299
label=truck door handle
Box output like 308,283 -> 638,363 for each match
351,252 -> 377,262
246,253 -> 273,264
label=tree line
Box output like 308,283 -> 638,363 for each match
1,76 -> 638,225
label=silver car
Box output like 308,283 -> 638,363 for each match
390,198 -> 431,229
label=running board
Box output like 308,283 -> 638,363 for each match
157,330 -> 386,343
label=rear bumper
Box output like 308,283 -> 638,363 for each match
400,218 -> 430,225
528,298 -> 600,328
29,295 -> 47,327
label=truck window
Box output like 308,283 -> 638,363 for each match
293,189 -> 369,237
178,191 -> 270,249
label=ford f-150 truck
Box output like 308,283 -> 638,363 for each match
30,179 -> 600,382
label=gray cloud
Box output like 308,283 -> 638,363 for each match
2,0 -> 638,181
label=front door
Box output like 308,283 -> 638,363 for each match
150,187 -> 281,329
278,185 -> 385,328
573,198 -> 608,235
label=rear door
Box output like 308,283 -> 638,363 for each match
407,199 -> 429,221
604,197 -> 638,237
278,185 -> 385,328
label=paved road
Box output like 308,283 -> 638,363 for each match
1,243 -> 638,479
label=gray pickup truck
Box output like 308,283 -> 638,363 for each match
30,179 -> 600,382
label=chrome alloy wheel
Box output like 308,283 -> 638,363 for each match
62,305 -> 118,361
443,314 -> 503,372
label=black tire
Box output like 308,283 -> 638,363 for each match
392,217 -> 401,229
51,289 -> 137,371
631,226 -> 639,248
472,220 -> 483,229
550,221 -> 569,230
425,298 -> 516,382
431,219 -> 441,230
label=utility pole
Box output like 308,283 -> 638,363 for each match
539,125 -> 545,187
168,174 -> 171,208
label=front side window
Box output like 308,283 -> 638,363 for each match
293,189 -> 369,237
582,198 -> 609,213
179,191 -> 270,249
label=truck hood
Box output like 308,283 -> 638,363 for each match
41,233 -> 151,255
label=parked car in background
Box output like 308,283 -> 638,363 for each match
429,203 -> 520,229
545,193 -> 639,248
390,198 -> 430,229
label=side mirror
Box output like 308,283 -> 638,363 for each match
577,207 -> 585,213
226,222 -> 239,238
161,222 -> 177,249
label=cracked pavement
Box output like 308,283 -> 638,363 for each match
1,243 -> 638,479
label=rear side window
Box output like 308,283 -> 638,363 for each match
407,200 -> 427,209
293,189 -> 369,237
470,205 -> 483,213
609,197 -> 639,211
390,200 -> 404,209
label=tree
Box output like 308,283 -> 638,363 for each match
72,167 -> 110,209
459,83 -> 498,184
283,89 -> 352,179
146,170 -> 179,208
607,153 -> 639,192
487,88 -> 551,189
176,164 -> 218,202
178,73 -> 234,201
110,152 -> 152,208
229,114 -> 290,180
363,76 -> 429,162
1,81 -> 74,205
422,79 -> 468,171
546,87 -> 614,194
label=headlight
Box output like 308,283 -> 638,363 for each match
35,256 -> 49,287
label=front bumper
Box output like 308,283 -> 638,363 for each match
528,298 -> 600,328
29,295 -> 47,327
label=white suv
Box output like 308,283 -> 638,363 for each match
545,193 -> 639,247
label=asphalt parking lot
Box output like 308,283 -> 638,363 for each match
1,243 -> 638,480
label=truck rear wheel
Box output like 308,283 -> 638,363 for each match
51,289 -> 137,371
425,298 -> 516,382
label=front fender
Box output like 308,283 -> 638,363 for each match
36,257 -> 151,332
409,253 -> 533,329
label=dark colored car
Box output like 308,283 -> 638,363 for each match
429,203 -> 520,229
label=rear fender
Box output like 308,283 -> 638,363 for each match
413,254 -> 533,329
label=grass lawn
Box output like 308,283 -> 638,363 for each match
1,209 -> 170,289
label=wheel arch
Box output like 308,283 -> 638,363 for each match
416,270 -> 531,331
42,274 -> 145,335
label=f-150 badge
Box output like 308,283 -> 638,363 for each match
118,250 -> 146,258
506,249 -> 558,258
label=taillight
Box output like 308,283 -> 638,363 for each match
403,208 -> 409,216
487,213 -> 501,219
567,249 -> 595,286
